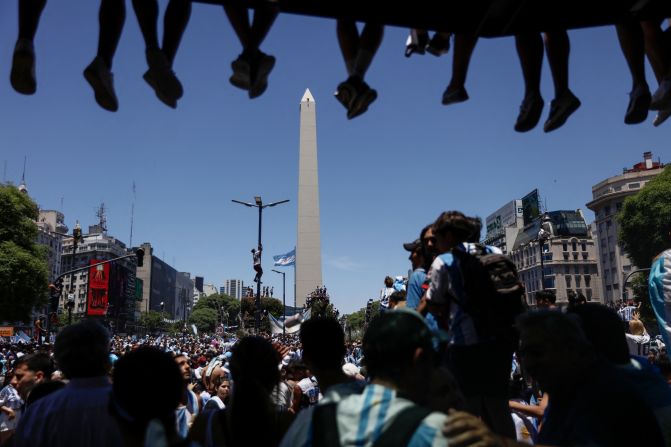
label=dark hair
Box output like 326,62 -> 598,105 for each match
384,276 -> 394,287
112,347 -> 183,438
54,320 -> 110,379
15,353 -> 54,378
568,303 -> 630,364
300,317 -> 346,371
389,290 -> 407,302
466,216 -> 483,243
433,211 -> 470,242
228,337 -> 281,447
535,290 -> 556,305
26,380 -> 65,406
363,310 -> 433,383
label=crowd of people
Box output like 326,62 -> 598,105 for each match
0,209 -> 670,446
6,1 -> 671,128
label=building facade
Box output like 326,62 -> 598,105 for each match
60,225 -> 136,328
135,243 -> 179,319
224,279 -> 244,299
586,151 -> 665,303
483,200 -> 524,254
36,210 -> 68,282
510,210 -> 603,306
175,272 -> 194,322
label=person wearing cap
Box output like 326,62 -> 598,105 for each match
280,310 -> 451,447
422,211 -> 516,439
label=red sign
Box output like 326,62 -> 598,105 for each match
87,260 -> 109,316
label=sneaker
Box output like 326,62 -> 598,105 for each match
10,39 -> 36,95
230,54 -> 251,91
514,92 -> 544,132
334,77 -> 360,110
441,85 -> 469,106
653,108 -> 671,127
543,90 -> 581,132
83,57 -> 119,112
624,84 -> 650,124
248,52 -> 276,99
405,30 -> 428,58
650,78 -> 671,111
347,82 -> 377,119
426,33 -> 450,57
143,48 -> 183,108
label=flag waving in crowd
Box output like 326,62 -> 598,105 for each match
273,249 -> 296,267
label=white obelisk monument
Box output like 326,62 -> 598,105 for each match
295,89 -> 323,308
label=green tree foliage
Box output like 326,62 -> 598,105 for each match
345,300 -> 380,333
193,293 -> 240,326
0,184 -> 49,322
240,296 -> 284,318
618,166 -> 671,268
139,310 -> 168,333
189,307 -> 218,332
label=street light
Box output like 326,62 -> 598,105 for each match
537,214 -> 552,292
232,197 -> 290,333
272,269 -> 286,335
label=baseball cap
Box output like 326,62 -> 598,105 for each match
403,239 -> 422,252
342,363 -> 360,377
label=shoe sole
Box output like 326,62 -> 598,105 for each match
249,56 -> 275,99
624,92 -> 651,125
230,59 -> 251,91
441,88 -> 468,106
143,71 -> 177,109
84,67 -> 118,112
653,109 -> 671,127
10,51 -> 36,95
544,99 -> 581,132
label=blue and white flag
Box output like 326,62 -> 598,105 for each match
273,249 -> 296,267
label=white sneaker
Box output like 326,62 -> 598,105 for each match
650,78 -> 671,111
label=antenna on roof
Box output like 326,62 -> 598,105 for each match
129,181 -> 136,248
96,202 -> 107,232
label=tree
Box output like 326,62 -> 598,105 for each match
618,166 -> 671,269
139,310 -> 168,333
345,300 -> 381,334
189,307 -> 218,332
0,184 -> 49,322
192,293 -> 240,327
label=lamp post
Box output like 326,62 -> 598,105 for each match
67,222 -> 83,326
232,197 -> 289,333
272,269 -> 286,335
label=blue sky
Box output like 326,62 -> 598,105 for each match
1,2 -> 668,313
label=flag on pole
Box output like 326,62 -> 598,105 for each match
273,249 -> 296,267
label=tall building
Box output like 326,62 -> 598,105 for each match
510,210 -> 603,305
134,242 -> 178,319
483,200 -> 524,254
296,89 -> 323,307
176,272 -> 194,322
586,151 -> 666,303
61,224 -> 136,329
36,210 -> 68,282
224,279 -> 244,299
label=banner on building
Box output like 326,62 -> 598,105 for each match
521,189 -> 541,225
87,260 -> 110,316
273,249 -> 296,267
0,327 -> 13,337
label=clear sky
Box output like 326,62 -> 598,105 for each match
1,2 -> 668,314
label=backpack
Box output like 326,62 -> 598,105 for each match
451,244 -> 526,340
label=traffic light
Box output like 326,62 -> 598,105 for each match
135,248 -> 145,267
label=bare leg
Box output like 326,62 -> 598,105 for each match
18,0 -> 47,41
223,3 -> 252,50
544,30 -> 570,98
642,20 -> 669,82
337,19 -> 359,76
162,0 -> 191,66
616,21 -> 647,90
97,0 -> 126,69
515,32 -> 543,97
11,0 -> 47,94
132,0 -> 160,51
442,33 -> 477,105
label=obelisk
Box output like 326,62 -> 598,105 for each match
296,89 -> 322,308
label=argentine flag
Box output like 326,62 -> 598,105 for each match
273,249 -> 296,267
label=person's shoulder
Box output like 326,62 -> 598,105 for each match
406,411 -> 449,445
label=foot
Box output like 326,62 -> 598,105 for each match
248,51 -> 276,99
230,54 -> 251,91
650,78 -> 671,111
347,82 -> 377,119
543,90 -> 581,132
426,33 -> 450,57
334,77 -> 361,111
405,30 -> 428,58
514,92 -> 544,132
441,85 -> 469,106
10,39 -> 36,95
83,57 -> 118,112
143,48 -> 183,108
624,83 -> 650,125
653,108 -> 671,127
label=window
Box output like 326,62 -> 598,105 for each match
582,252 -> 588,260
587,289 -> 593,300
564,265 -> 570,274
573,253 -> 579,260
607,220 -> 612,228
585,276 -> 591,288
605,205 -> 611,215
623,265 -> 631,272
600,238 -> 606,247
614,186 -> 622,192
606,285 -> 612,291
574,265 -> 580,274
583,265 -> 590,274
605,270 -> 609,278
581,242 -> 587,251
544,277 -> 556,289
629,182 -> 640,189
613,283 -> 619,290
575,276 -> 582,288
563,253 -> 569,261
572,241 -> 577,252
562,242 -> 568,251
566,276 -> 572,287
616,202 -> 623,211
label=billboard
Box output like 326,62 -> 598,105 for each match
521,189 -> 541,225
485,200 -> 522,239
87,260 -> 110,316
0,327 -> 13,337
